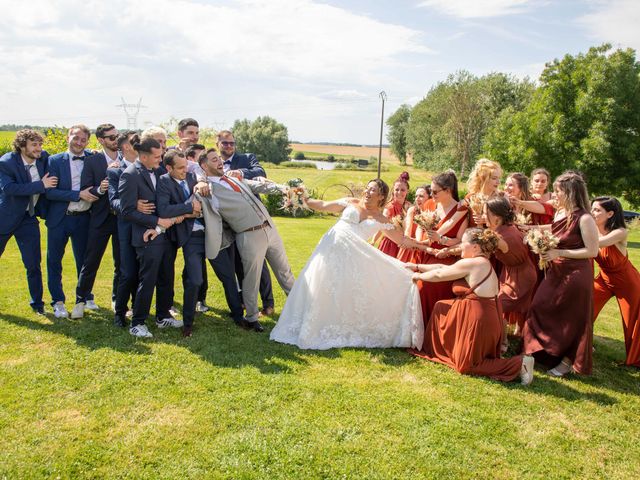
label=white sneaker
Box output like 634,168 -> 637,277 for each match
521,355 -> 535,386
53,302 -> 69,318
169,306 -> 180,317
129,324 -> 153,338
195,301 -> 209,313
156,317 -> 184,329
70,302 -> 85,319
85,299 -> 99,310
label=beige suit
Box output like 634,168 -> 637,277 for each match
199,176 -> 295,321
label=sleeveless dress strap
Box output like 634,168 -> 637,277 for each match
464,267 -> 493,296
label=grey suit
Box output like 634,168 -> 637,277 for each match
198,176 -> 294,321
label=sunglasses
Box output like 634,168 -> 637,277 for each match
220,141 -> 235,147
101,134 -> 118,141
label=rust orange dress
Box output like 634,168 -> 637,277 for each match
495,224 -> 537,331
413,271 -> 523,381
378,201 -> 406,258
531,201 -> 554,226
523,209 -> 594,374
397,199 -> 437,263
594,244 -> 640,367
415,205 -> 468,333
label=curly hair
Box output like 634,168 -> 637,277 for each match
464,228 -> 499,256
12,129 -> 44,153
467,158 -> 502,195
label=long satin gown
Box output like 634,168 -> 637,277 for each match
594,244 -> 640,367
523,209 -> 594,374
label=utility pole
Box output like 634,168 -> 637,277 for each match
377,91 -> 387,179
116,97 -> 147,130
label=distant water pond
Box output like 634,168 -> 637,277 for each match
290,159 -> 340,170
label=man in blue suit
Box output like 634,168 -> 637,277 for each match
217,130 -> 274,317
0,129 -> 57,314
119,137 -> 182,338
71,123 -> 122,319
107,131 -> 139,327
156,150 -> 204,337
45,124 -> 100,318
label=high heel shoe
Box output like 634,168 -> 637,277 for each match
547,359 -> 574,377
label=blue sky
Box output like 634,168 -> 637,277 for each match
1,0 -> 638,144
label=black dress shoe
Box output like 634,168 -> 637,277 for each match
233,318 -> 252,330
113,315 -> 127,328
32,306 -> 45,316
248,320 -> 264,333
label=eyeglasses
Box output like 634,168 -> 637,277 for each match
101,135 -> 118,141
220,141 -> 235,147
431,188 -> 443,194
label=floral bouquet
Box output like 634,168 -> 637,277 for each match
523,229 -> 560,270
467,193 -> 488,216
391,214 -> 405,229
414,210 -> 441,232
280,178 -> 311,216
514,211 -> 532,226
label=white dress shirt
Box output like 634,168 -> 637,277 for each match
67,151 -> 91,212
22,157 -> 40,212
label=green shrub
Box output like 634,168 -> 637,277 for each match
293,151 -> 305,160
280,161 -> 317,169
326,154 -> 335,162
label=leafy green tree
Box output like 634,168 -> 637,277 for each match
485,44 -> 640,206
232,116 -> 291,164
407,71 -> 533,176
386,104 -> 411,165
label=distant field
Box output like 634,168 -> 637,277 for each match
291,143 -> 396,162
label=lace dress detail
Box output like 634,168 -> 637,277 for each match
271,204 -> 424,350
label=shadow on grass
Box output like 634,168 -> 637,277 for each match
1,309 -> 344,375
627,241 -> 640,249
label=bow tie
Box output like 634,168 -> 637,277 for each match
72,155 -> 84,161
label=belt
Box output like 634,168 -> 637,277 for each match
241,220 -> 270,233
66,210 -> 89,216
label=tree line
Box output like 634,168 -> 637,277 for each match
387,44 -> 640,207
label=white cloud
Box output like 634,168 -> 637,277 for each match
417,0 -> 536,18
577,0 -> 640,51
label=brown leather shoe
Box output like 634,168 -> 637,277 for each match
259,306 -> 275,317
182,326 -> 193,338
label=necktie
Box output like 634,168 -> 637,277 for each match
180,180 -> 190,201
221,176 -> 241,193
25,165 -> 35,216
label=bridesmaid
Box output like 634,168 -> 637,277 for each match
591,196 -> 640,368
409,170 -> 468,333
378,172 -> 412,258
397,185 -> 433,263
523,171 -> 599,376
408,228 -> 535,385
462,158 -> 502,227
511,168 -> 554,225
484,197 -> 537,343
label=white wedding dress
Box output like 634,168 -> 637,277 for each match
270,203 -> 424,350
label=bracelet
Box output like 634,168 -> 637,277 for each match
441,235 -> 449,245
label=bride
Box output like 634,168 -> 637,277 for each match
270,179 -> 425,350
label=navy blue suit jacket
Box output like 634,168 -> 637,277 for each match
118,161 -> 165,248
45,150 -> 92,228
81,152 -> 120,229
0,151 -> 48,234
156,173 -> 198,248
226,152 -> 266,180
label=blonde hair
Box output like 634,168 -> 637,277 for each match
467,158 -> 502,195
141,126 -> 167,140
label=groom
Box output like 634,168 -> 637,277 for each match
197,150 -> 294,332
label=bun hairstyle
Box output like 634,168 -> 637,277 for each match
132,136 -> 161,154
367,178 -> 390,207
485,196 -> 516,225
465,228 -> 500,256
432,169 -> 459,201
592,196 -> 626,232
395,171 -> 410,189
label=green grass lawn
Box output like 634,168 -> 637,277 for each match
1,215 -> 639,479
